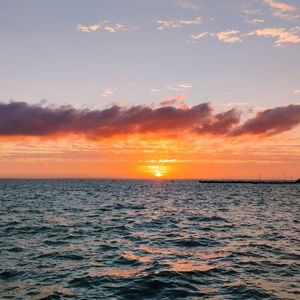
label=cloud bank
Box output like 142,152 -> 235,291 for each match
0,101 -> 299,139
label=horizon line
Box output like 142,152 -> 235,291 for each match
0,177 -> 298,182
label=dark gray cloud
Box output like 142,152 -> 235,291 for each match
0,101 -> 299,138
231,104 -> 300,136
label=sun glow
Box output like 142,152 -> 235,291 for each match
155,170 -> 162,177
138,163 -> 170,178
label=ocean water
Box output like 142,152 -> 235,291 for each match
0,180 -> 299,300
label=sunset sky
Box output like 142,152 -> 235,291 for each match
0,0 -> 300,179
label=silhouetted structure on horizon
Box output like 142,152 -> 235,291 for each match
197,179 -> 300,184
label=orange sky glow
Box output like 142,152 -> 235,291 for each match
1,127 -> 299,179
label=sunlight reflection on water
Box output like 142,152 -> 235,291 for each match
0,180 -> 299,299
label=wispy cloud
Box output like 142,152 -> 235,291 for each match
175,0 -> 200,10
150,87 -> 160,93
101,88 -> 117,97
177,83 -> 193,89
189,32 -> 209,42
157,16 -> 203,30
240,5 -> 265,24
247,18 -> 265,24
189,30 -> 242,44
246,27 -> 300,46
221,102 -> 250,109
264,0 -> 295,11
293,89 -> 300,94
189,27 -> 300,46
151,84 -> 192,93
77,24 -> 101,32
160,94 -> 187,107
1,101 -> 299,138
78,21 -> 127,33
215,30 -> 242,43
166,83 -> 193,91
263,0 -> 298,20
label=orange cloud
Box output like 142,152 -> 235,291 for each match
264,0 -> 298,20
247,27 -> 300,46
264,0 -> 295,12
215,30 -> 242,43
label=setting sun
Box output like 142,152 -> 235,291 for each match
138,163 -> 171,178
155,170 -> 162,177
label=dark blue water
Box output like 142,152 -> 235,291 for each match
0,180 -> 299,299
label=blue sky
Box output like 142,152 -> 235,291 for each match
0,0 -> 300,110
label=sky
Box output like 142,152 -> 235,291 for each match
0,0 -> 300,179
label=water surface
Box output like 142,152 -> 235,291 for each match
0,180 -> 299,299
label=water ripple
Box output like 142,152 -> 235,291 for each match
0,180 -> 299,299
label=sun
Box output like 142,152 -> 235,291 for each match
154,170 -> 162,177
138,164 -> 169,178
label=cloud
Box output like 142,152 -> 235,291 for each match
264,0 -> 295,11
77,24 -> 101,32
189,27 -> 300,46
247,18 -> 265,24
215,30 -> 242,43
240,5 -> 265,24
0,101 -> 210,138
1,101 -> 299,139
293,89 -> 300,94
175,0 -> 200,10
151,84 -> 192,93
221,102 -> 250,109
159,94 -> 187,107
151,87 -> 160,93
177,83 -> 193,89
196,109 -> 241,135
232,104 -> 300,136
157,16 -> 203,30
77,21 -> 127,33
102,88 -> 117,97
166,83 -> 193,91
190,30 -> 242,44
246,27 -> 300,46
189,32 -> 209,42
263,0 -> 298,20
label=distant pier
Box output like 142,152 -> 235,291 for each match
197,179 -> 300,184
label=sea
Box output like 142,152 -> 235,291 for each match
0,180 -> 299,299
